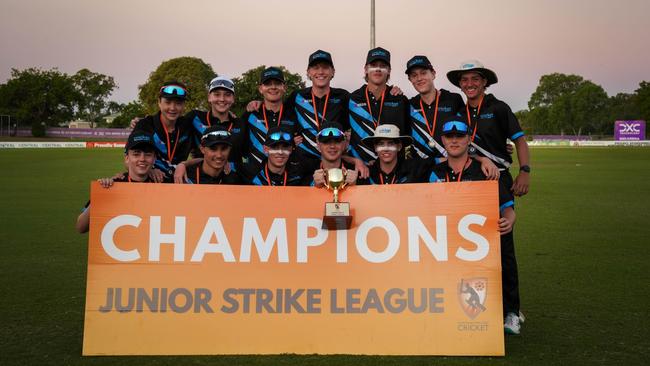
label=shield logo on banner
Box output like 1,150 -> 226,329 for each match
458,278 -> 488,319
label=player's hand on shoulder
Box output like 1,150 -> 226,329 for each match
345,169 -> 358,185
246,100 -> 262,112
313,169 -> 326,188
149,168 -> 165,183
389,85 -> 403,96
98,177 -> 115,188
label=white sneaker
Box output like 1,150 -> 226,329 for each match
518,311 -> 526,323
504,312 -> 521,335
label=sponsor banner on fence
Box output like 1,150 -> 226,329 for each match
0,141 -> 87,148
83,182 -> 504,356
615,120 -> 645,141
85,141 -> 126,148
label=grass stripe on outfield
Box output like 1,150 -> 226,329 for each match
1,148 -> 648,365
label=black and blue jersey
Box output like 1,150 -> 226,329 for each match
185,109 -> 248,166
409,89 -> 465,160
132,113 -> 195,179
365,157 -> 432,185
243,159 -> 306,186
465,94 -> 524,169
288,87 -> 350,159
348,85 -> 410,163
183,161 -> 242,185
242,104 -> 296,166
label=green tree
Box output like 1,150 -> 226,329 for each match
606,93 -> 639,128
231,65 -> 305,117
72,68 -> 117,126
528,73 -> 586,109
0,68 -> 77,136
138,57 -> 215,114
635,81 -> 650,122
111,101 -> 146,128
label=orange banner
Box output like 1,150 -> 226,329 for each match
83,182 -> 504,356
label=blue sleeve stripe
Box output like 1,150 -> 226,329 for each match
409,105 -> 426,124
511,131 -> 524,140
428,171 -> 440,183
349,100 -> 374,121
499,200 -> 515,212
252,175 -> 263,186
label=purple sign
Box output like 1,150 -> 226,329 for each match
15,127 -> 131,139
615,120 -> 645,141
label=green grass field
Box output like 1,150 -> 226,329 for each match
1,147 -> 649,365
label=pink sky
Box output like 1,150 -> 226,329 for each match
1,0 -> 649,111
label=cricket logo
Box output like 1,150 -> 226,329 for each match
458,278 -> 487,319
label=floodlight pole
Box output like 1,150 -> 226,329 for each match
370,0 -> 375,48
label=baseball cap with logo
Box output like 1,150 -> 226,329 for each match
446,59 -> 498,87
405,55 -> 434,74
308,50 -> 334,68
366,47 -> 391,66
201,125 -> 233,147
208,76 -> 235,94
260,67 -> 285,84
125,131 -> 155,153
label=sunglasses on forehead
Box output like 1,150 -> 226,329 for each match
267,131 -> 292,143
201,130 -> 231,140
442,121 -> 469,134
160,85 -> 187,96
210,79 -> 235,90
318,127 -> 344,139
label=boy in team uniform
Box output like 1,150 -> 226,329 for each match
447,60 -> 530,334
76,131 -> 158,233
183,125 -> 242,185
348,47 -> 410,164
131,82 -> 195,180
360,124 -> 430,184
243,67 -> 297,167
310,122 -> 365,187
243,126 -> 306,186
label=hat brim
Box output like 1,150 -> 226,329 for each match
208,86 -> 235,94
446,68 -> 498,88
308,58 -> 334,68
260,76 -> 285,85
366,56 -> 391,67
405,64 -> 433,75
361,135 -> 412,149
202,140 -> 232,148
126,142 -> 155,151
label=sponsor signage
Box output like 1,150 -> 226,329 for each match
615,120 -> 645,141
83,182 -> 504,356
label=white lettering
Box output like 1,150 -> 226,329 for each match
191,217 -> 235,262
456,214 -> 489,261
296,219 -> 328,263
149,216 -> 186,262
100,214 -> 141,262
355,217 -> 400,263
407,216 -> 448,261
240,218 -> 288,262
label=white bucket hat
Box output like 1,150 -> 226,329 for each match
362,124 -> 412,148
446,59 -> 498,87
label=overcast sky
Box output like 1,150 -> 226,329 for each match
1,0 -> 649,111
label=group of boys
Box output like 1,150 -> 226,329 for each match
77,47 -> 531,335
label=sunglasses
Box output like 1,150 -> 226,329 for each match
318,127 -> 344,139
201,130 -> 231,140
210,79 -> 235,90
267,131 -> 292,143
442,121 -> 469,134
160,85 -> 187,96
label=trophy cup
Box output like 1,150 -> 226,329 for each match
322,168 -> 353,230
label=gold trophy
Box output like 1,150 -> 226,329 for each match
322,168 -> 352,230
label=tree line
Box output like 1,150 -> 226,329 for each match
516,73 -> 650,136
1,57 -> 647,137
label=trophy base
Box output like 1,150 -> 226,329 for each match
323,202 -> 352,230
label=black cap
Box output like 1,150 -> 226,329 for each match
366,47 -> 391,66
405,55 -> 434,74
125,131 -> 155,153
264,126 -> 294,147
317,121 -> 346,142
308,50 -> 334,67
201,125 -> 232,147
159,82 -> 188,101
260,67 -> 285,84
